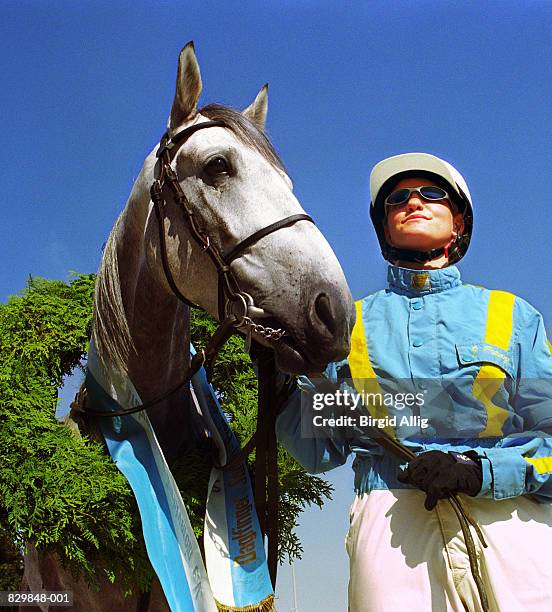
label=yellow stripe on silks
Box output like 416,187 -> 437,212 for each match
476,291 -> 516,438
525,456 -> 552,474
348,300 -> 394,435
547,340 -> 552,356
473,366 -> 507,437
349,302 -> 377,380
484,290 -> 515,350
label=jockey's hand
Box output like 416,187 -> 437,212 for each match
397,450 -> 483,511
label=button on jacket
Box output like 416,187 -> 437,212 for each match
276,265 -> 552,502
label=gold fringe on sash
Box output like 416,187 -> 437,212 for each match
215,594 -> 275,612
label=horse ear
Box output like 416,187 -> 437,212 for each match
169,41 -> 203,130
242,83 -> 268,131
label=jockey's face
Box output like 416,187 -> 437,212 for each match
384,177 -> 464,254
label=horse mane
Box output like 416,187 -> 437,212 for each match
92,213 -> 134,374
92,104 -> 285,374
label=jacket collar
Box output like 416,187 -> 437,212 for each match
387,265 -> 462,296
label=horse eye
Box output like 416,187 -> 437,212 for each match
204,156 -> 230,176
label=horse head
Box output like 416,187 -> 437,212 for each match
94,42 -> 354,380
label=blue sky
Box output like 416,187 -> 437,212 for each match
3,2 -> 552,610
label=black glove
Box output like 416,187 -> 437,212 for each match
397,450 -> 483,511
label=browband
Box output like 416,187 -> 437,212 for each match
156,120 -> 227,160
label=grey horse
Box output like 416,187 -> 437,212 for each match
22,43 -> 354,611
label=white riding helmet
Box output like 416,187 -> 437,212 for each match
369,153 -> 473,264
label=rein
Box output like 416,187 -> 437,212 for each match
378,435 -> 490,611
311,377 -> 490,612
72,315 -> 237,418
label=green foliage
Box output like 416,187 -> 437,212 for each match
0,275 -> 151,593
0,275 -> 333,593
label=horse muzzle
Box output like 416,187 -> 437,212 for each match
249,285 -> 355,375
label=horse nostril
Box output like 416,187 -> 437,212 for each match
314,293 -> 336,335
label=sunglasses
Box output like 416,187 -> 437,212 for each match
384,185 -> 450,207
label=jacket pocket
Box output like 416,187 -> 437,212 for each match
455,342 -> 515,437
456,342 -> 515,379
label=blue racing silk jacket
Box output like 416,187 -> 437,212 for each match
276,265 -> 552,502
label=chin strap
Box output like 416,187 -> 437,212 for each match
385,244 -> 447,264
385,232 -> 461,264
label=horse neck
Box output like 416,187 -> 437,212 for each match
96,185 -> 193,460
126,266 -> 190,402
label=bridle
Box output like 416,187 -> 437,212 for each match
74,119 -> 313,417
71,119 -> 311,590
152,119 -> 313,343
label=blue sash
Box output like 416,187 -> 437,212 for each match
85,343 -> 273,611
189,347 -> 273,609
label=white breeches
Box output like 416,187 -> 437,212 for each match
346,490 -> 552,612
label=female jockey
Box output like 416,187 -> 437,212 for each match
276,153 -> 552,611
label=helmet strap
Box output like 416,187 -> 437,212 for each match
385,234 -> 461,265
443,236 -> 455,259
385,245 -> 446,264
